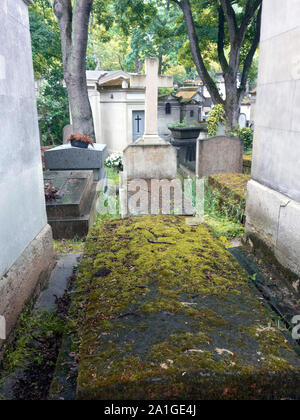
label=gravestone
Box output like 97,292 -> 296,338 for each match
44,170 -> 98,239
44,143 -> 107,185
195,136 -> 243,178
239,113 -> 247,129
123,58 -> 177,180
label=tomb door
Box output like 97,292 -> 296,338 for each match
132,111 -> 145,142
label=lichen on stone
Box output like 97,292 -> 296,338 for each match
73,215 -> 300,400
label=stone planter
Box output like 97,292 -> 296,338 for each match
169,124 -> 207,140
71,140 -> 89,149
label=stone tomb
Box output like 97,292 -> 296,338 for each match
44,171 -> 98,239
44,143 -> 107,183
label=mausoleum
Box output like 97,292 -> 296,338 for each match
0,0 -> 54,347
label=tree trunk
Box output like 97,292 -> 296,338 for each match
174,0 -> 262,130
135,59 -> 143,74
54,0 -> 95,141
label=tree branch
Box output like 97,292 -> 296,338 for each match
175,0 -> 224,105
239,0 -> 262,43
219,0 -> 238,44
53,0 -> 72,78
217,6 -> 229,73
239,5 -> 262,97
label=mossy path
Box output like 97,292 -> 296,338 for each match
71,216 -> 299,399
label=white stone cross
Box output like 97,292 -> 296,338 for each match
130,57 -> 173,141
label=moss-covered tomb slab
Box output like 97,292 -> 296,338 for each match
75,216 -> 300,399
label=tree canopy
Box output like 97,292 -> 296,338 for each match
29,0 -> 260,143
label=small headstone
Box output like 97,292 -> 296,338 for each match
44,143 -> 107,183
238,113 -> 247,129
196,136 -> 243,178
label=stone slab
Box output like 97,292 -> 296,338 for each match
44,144 -> 107,181
123,178 -> 195,216
75,216 -> 300,400
35,253 -> 81,311
196,136 -> 243,178
44,171 -> 93,218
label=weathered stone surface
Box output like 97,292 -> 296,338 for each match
123,58 -> 177,182
246,180 -> 300,277
0,225 -> 54,349
74,216 -> 300,400
123,141 -> 177,180
196,136 -> 243,178
246,0 -> 300,277
44,171 -> 98,239
44,144 -> 107,181
0,0 -> 49,278
0,0 -> 54,348
44,171 -> 93,219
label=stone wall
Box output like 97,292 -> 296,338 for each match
0,0 -> 54,345
246,0 -> 300,276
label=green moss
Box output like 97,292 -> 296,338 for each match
0,305 -> 64,374
208,173 -> 250,201
73,216 -> 300,400
206,174 -> 250,225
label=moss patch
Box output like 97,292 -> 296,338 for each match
75,216 -> 300,400
207,173 -> 250,223
243,154 -> 252,174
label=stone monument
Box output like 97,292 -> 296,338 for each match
123,57 -> 177,180
245,0 -> 300,276
44,143 -> 107,184
0,0 -> 54,348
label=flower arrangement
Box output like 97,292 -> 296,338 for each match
67,133 -> 94,148
105,153 -> 123,171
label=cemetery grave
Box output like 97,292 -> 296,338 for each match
61,215 -> 300,400
43,170 -> 98,239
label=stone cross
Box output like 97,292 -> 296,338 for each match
130,57 -> 173,141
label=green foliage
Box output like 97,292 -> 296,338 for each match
37,67 -> 70,145
204,185 -> 245,239
228,126 -> 254,151
29,0 -> 61,79
207,104 -> 227,136
29,1 -> 69,145
1,305 -> 64,374
168,116 -> 188,128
